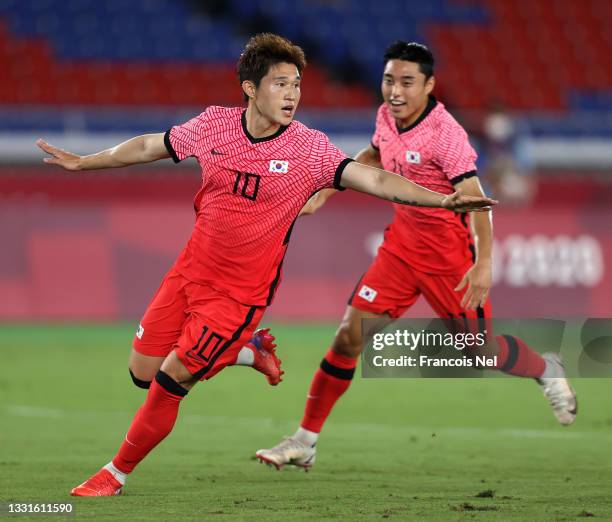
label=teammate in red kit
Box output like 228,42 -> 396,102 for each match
36,34 -> 494,496
256,42 -> 577,471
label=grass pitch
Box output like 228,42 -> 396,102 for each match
1,323 -> 611,521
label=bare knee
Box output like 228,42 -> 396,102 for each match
331,322 -> 363,359
331,307 -> 392,359
129,368 -> 152,389
128,350 -> 165,389
160,351 -> 198,390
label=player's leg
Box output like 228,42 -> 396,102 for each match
297,305 -> 390,441
418,270 -> 547,376
71,350 -> 196,496
298,250 -> 420,444
130,270 -> 280,388
131,330 -> 281,388
418,271 -> 576,425
71,286 -> 265,496
256,248 -> 419,470
131,332 -> 281,387
129,269 -> 190,388
256,305 -> 389,470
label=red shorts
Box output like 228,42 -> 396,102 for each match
133,268 -> 265,380
348,245 -> 492,320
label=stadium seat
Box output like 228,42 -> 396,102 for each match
0,0 -> 611,116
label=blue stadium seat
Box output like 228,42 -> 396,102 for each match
0,0 -> 487,68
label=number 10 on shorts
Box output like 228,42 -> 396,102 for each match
187,326 -> 225,362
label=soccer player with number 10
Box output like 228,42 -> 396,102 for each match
36,34 -> 494,496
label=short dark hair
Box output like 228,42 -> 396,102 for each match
383,41 -> 434,79
237,33 -> 307,101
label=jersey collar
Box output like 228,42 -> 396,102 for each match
396,95 -> 438,134
241,110 -> 290,144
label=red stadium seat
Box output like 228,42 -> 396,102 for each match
2,1 -> 611,111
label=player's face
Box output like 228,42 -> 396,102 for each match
381,59 -> 434,126
255,62 -> 301,126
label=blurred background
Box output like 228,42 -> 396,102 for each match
0,0 -> 610,322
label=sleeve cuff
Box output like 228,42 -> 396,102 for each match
333,158 -> 355,191
164,129 -> 181,164
451,170 -> 477,185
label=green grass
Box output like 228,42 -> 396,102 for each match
1,323 -> 611,521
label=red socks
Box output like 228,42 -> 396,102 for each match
493,335 -> 546,378
301,349 -> 357,433
112,371 -> 187,474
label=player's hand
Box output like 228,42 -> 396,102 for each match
36,139 -> 83,171
441,189 -> 497,213
455,261 -> 492,310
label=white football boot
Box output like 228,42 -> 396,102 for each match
255,437 -> 316,471
536,353 -> 577,426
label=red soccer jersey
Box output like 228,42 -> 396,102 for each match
165,106 -> 351,306
371,96 -> 478,275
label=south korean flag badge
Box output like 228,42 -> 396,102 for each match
358,285 -> 378,303
269,160 -> 289,173
405,151 -> 421,164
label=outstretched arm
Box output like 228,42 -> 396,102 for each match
36,133 -> 170,171
340,161 -> 496,212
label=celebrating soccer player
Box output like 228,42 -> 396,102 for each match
256,42 -> 576,471
36,34 -> 494,496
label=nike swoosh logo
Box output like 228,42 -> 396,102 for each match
306,395 -> 318,399
211,149 -> 226,155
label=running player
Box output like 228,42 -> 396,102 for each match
256,42 -> 576,471
36,34 -> 494,496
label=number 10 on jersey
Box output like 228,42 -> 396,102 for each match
233,172 -> 261,201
